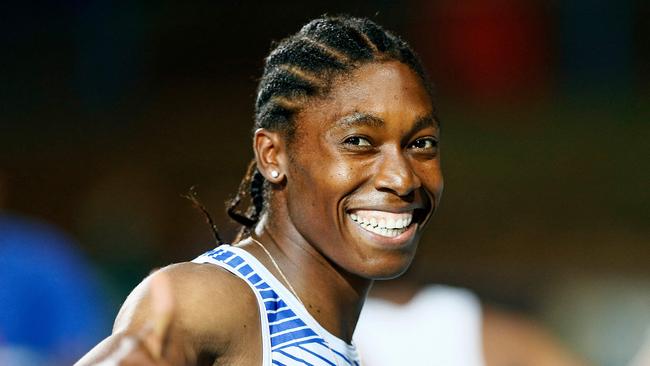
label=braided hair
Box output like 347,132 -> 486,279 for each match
226,15 -> 434,242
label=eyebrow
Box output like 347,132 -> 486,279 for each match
336,111 -> 385,128
335,111 -> 439,135
407,114 -> 438,136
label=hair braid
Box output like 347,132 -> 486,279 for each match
227,160 -> 257,228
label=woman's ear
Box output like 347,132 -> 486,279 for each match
253,128 -> 287,183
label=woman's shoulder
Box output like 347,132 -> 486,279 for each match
159,260 -> 256,298
160,260 -> 259,312
113,260 -> 261,351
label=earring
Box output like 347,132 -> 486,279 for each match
270,171 -> 279,179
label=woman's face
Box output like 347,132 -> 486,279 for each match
284,61 -> 443,279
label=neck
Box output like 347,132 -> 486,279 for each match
245,213 -> 372,342
369,278 -> 422,305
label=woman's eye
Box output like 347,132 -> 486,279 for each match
343,136 -> 372,146
410,138 -> 437,150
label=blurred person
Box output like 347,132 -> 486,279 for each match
0,172 -> 110,365
77,16 -> 442,365
540,276 -> 650,366
354,280 -> 588,366
629,327 -> 650,366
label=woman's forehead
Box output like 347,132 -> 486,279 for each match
298,61 -> 434,130
334,61 -> 429,98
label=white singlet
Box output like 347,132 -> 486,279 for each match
353,285 -> 485,366
193,245 -> 361,366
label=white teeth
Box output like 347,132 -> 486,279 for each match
348,211 -> 414,238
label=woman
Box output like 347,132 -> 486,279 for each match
354,282 -> 589,366
77,15 -> 442,365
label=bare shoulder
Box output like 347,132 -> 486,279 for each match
114,261 -> 261,352
482,306 -> 589,366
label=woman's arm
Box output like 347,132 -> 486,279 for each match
75,262 -> 258,366
75,270 -> 179,365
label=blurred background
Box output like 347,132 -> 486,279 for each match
0,1 -> 648,365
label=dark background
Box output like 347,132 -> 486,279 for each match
1,1 -> 649,365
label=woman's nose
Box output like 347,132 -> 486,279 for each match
373,147 -> 421,197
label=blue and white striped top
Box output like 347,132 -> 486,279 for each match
193,245 -> 361,366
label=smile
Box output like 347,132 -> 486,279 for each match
348,210 -> 413,238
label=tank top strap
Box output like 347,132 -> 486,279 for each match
193,245 -> 361,366
192,245 -> 273,366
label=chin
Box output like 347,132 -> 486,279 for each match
347,245 -> 419,280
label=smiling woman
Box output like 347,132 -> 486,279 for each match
260,61 -> 442,281
76,15 -> 441,366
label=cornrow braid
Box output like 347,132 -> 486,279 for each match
182,186 -> 225,245
227,160 -> 257,230
226,15 -> 434,240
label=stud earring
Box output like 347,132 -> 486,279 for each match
270,171 -> 279,179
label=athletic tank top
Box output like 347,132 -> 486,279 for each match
353,285 -> 485,366
192,245 -> 361,366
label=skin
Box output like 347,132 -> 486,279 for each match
482,307 -> 589,366
76,60 -> 442,365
